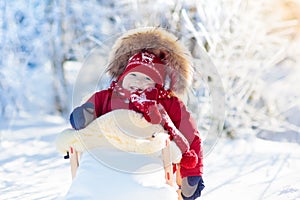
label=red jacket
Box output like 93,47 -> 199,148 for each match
87,89 -> 203,178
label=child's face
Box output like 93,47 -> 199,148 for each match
122,72 -> 156,92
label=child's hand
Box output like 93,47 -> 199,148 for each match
130,88 -> 162,124
181,176 -> 205,200
70,102 -> 95,130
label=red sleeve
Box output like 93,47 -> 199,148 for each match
159,96 -> 198,144
86,90 -> 111,118
159,96 -> 203,177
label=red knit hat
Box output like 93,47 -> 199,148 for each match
117,51 -> 165,85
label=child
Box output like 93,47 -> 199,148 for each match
70,28 -> 204,199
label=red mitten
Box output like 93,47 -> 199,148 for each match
130,88 -> 162,124
180,149 -> 198,169
146,103 -> 162,124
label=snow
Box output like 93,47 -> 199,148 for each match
203,133 -> 300,200
66,148 -> 178,200
0,115 -> 71,200
1,1 -> 300,199
1,116 -> 300,199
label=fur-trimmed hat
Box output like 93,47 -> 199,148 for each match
106,27 -> 193,95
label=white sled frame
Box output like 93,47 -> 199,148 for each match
68,139 -> 183,199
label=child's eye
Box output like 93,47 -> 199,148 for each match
130,73 -> 137,76
145,77 -> 152,81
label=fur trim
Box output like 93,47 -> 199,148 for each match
107,27 -> 193,95
98,109 -> 168,154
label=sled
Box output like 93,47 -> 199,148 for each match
67,138 -> 183,199
57,109 -> 183,199
68,142 -> 183,186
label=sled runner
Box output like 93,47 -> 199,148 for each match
68,147 -> 80,179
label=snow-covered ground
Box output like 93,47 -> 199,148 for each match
1,115 -> 299,200
203,131 -> 300,200
0,115 -> 71,200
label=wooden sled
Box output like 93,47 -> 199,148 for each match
67,139 -> 183,200
62,109 -> 183,199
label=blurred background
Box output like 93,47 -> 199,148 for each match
1,0 -> 300,140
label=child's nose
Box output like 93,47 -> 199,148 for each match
136,76 -> 144,82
